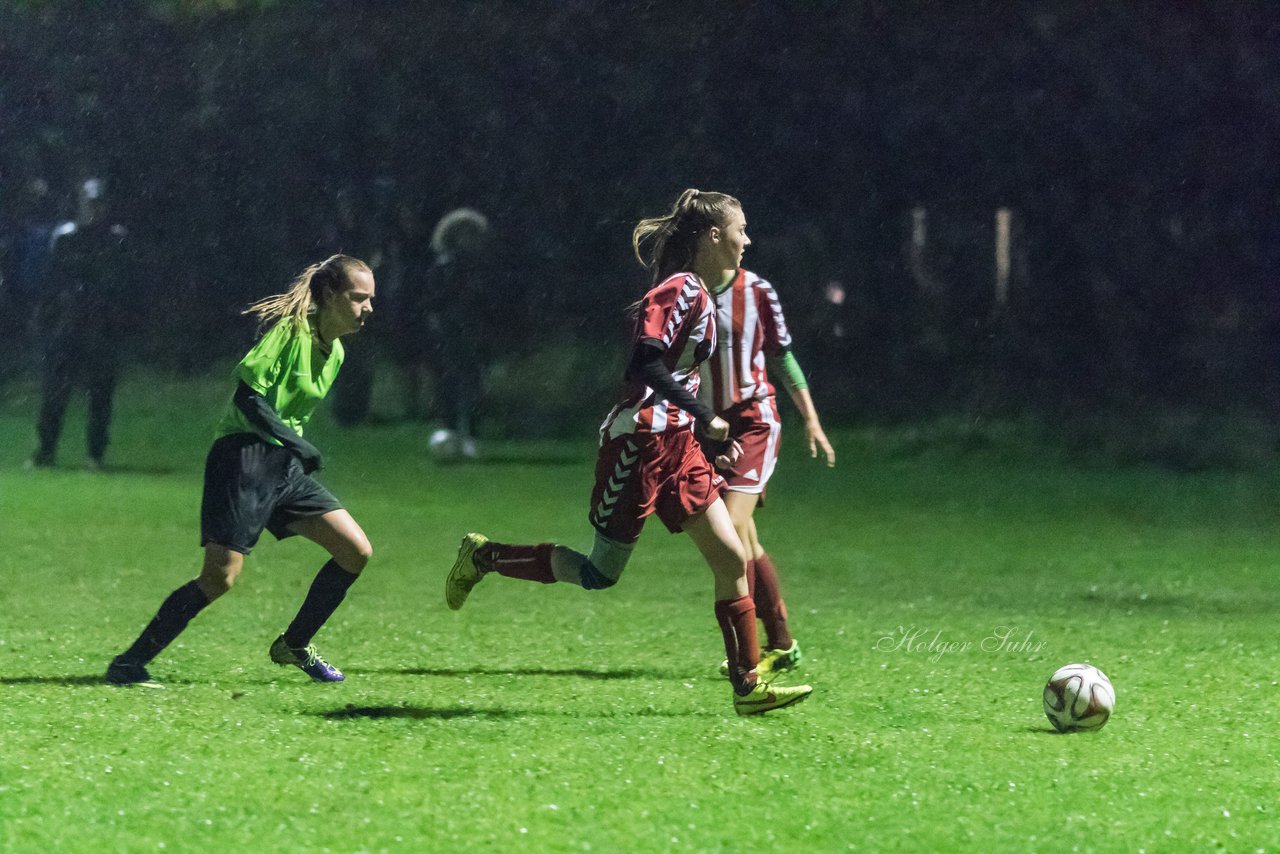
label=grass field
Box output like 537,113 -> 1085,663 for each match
2,372 -> 1278,851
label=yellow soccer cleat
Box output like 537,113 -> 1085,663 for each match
757,640 -> 802,678
718,639 -> 803,680
733,678 -> 812,716
445,533 -> 489,611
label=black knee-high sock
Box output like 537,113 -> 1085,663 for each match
118,581 -> 212,665
283,560 -> 359,649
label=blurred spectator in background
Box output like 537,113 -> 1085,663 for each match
28,177 -> 131,470
426,207 -> 493,459
0,178 -> 59,386
383,199 -> 433,420
325,185 -> 388,426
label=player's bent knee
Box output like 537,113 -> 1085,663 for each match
580,533 -> 632,590
198,570 -> 237,599
720,541 -> 748,572
579,561 -> 618,590
333,536 -> 372,574
340,549 -> 370,574
710,552 -> 748,584
199,549 -> 242,599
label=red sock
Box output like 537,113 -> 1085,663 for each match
753,552 -> 792,650
746,558 -> 757,601
714,596 -> 760,694
480,543 -> 556,584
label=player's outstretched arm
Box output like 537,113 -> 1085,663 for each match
790,386 -> 835,468
768,349 -> 835,467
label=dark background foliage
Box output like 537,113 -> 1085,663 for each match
2,1 -> 1277,425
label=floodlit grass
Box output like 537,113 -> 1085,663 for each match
2,373 -> 1278,851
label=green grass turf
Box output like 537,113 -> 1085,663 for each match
2,372 -> 1278,851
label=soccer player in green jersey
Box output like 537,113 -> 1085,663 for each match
107,255 -> 375,687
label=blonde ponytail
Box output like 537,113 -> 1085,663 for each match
243,254 -> 371,328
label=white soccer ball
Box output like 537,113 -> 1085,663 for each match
428,428 -> 462,460
1043,663 -> 1115,732
428,428 -> 478,461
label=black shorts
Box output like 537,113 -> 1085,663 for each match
200,433 -> 343,554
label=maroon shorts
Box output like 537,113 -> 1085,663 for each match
718,397 -> 782,497
588,429 -> 726,543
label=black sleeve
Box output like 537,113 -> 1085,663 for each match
626,341 -> 718,432
233,381 -> 324,473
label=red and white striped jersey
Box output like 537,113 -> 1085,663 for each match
706,268 -> 793,411
601,272 -> 716,439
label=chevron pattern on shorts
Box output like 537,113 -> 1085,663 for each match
590,440 -> 639,527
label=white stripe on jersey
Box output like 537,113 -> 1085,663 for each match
662,277 -> 699,348
764,283 -> 792,348
759,395 -> 781,484
651,399 -> 668,432
739,282 -> 758,400
710,269 -> 793,410
602,274 -> 716,440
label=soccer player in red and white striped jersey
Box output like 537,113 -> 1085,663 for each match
705,265 -> 836,680
598,270 -> 715,440
444,189 -> 811,715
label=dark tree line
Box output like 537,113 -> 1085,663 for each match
2,1 -> 1277,422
